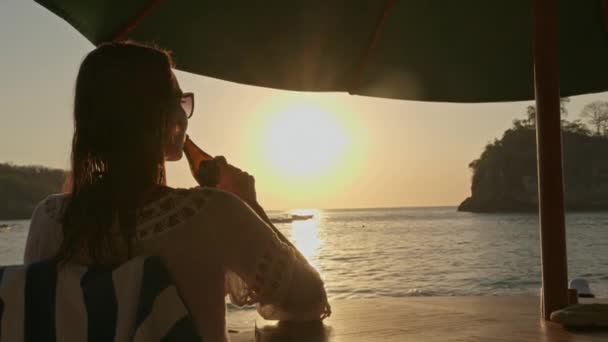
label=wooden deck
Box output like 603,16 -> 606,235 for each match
227,297 -> 608,342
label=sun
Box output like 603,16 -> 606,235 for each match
262,102 -> 348,179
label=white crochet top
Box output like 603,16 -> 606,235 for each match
24,187 -> 330,340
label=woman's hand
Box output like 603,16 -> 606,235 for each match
198,157 -> 297,248
199,157 -> 257,206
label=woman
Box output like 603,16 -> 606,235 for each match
24,41 -> 330,342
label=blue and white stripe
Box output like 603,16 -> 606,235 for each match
0,256 -> 201,342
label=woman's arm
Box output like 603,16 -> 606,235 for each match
247,202 -> 296,249
190,156 -> 331,320
207,190 -> 330,322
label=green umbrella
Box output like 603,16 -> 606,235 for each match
34,0 -> 608,102
33,0 -> 608,320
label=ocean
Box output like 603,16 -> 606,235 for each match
1,207 -> 607,299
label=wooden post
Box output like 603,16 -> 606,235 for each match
533,0 -> 569,320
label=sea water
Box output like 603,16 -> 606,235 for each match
2,207 -> 607,298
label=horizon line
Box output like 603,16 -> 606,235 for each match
269,204 -> 459,212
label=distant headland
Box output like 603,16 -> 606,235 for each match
459,100 -> 608,213
0,163 -> 65,220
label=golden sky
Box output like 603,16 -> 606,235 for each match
2,0 -> 608,210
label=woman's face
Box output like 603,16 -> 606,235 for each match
164,73 -> 189,161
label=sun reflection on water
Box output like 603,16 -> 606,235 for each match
288,209 -> 322,269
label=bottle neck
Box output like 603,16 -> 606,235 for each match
184,135 -> 213,160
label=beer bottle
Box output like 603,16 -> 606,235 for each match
183,135 -> 218,187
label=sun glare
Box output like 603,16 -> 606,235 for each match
262,102 -> 348,179
244,95 -> 368,207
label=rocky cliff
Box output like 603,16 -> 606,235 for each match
459,125 -> 608,212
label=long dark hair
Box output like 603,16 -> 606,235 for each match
58,42 -> 175,264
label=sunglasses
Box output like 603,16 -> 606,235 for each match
180,92 -> 195,119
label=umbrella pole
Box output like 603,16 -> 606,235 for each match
533,0 -> 569,320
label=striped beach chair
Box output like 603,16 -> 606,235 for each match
0,256 -> 202,341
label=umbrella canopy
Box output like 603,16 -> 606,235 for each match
34,0 -> 608,103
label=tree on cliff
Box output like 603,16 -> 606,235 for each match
523,97 -> 570,127
580,101 -> 608,136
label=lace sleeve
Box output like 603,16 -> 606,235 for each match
224,236 -> 296,307
215,192 -> 331,321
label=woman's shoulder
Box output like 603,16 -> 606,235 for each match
135,186 -> 227,238
33,192 -> 70,222
31,187 -> 246,224
144,186 -> 222,212
174,187 -> 257,220
135,186 -> 252,239
157,186 -> 245,211
25,193 -> 68,263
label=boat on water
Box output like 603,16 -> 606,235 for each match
0,224 -> 12,232
270,214 -> 314,224
291,214 -> 314,221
